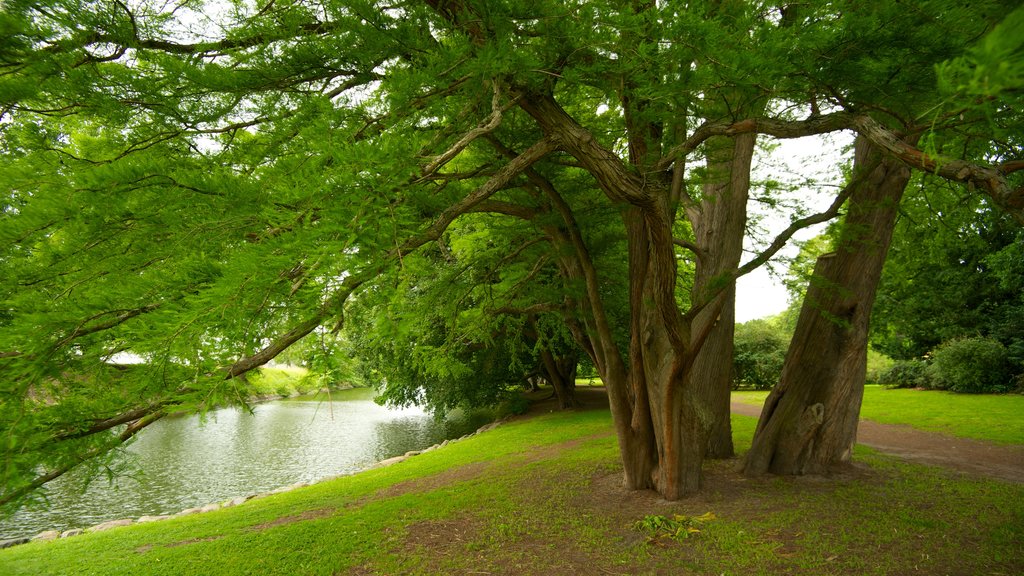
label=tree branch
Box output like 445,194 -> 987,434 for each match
0,411 -> 163,508
225,136 -> 558,380
420,83 -> 512,177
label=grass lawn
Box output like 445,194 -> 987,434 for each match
1,405 -> 1021,575
733,385 -> 1024,444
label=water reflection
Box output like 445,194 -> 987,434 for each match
1,390 -> 491,540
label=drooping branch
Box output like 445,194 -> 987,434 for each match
55,403 -> 167,441
394,137 -> 559,258
489,302 -> 566,316
466,199 -> 540,220
0,411 -> 163,508
52,303 -> 163,351
655,112 -> 857,172
225,136 -> 558,380
849,115 -> 1024,219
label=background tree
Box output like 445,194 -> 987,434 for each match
873,183 -> 1024,371
732,317 -> 789,390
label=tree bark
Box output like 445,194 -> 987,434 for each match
691,131 -> 757,459
742,137 -> 911,476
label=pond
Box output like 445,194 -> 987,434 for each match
1,388 -> 493,540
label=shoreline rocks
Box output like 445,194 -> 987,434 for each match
6,418 -> 504,549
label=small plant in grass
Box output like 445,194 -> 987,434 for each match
634,512 -> 715,542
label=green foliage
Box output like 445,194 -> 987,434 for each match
879,359 -> 932,389
864,349 -> 896,385
927,337 -> 1015,394
935,5 -> 1024,140
732,317 -> 789,390
246,366 -> 324,398
873,179 -> 1024,379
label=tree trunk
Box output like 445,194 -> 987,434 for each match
742,137 -> 911,476
540,348 -> 578,409
691,132 -> 756,459
626,205 -> 719,499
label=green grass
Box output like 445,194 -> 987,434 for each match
2,406 -> 1021,576
733,384 -> 1024,444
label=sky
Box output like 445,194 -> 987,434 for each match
733,131 -> 854,323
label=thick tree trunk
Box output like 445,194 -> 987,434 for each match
518,91 -> 727,499
742,137 -> 911,476
626,205 -> 718,499
691,132 -> 756,459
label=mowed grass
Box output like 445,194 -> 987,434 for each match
733,384 -> 1024,444
1,405 -> 1022,576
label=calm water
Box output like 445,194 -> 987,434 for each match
1,389 -> 492,540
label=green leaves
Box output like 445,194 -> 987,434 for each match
936,6 -> 1024,101
633,512 -> 716,542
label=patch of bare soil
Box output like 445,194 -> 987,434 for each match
403,516 -> 484,554
135,535 -> 223,554
379,461 -> 492,499
517,385 -> 611,417
731,401 -> 1024,483
402,514 -> 621,576
246,507 -> 334,532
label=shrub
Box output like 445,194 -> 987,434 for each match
879,359 -> 931,389
733,319 -> 789,390
927,336 -> 1014,394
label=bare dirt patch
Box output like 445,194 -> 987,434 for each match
247,507 -> 334,532
378,461 -> 492,499
403,516 -> 484,553
135,535 -> 223,554
403,514 -> 623,576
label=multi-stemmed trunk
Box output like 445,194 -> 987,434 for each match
742,137 -> 911,476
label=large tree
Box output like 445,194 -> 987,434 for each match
2,0 -> 1021,507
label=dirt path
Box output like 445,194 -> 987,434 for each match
731,400 -> 1024,483
537,386 -> 1023,484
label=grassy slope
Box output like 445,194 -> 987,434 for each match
733,385 -> 1024,444
246,365 -> 322,397
2,408 -> 1022,576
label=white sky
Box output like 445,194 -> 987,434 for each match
734,131 -> 855,323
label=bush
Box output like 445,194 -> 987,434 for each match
879,359 -> 932,389
733,319 -> 789,390
927,336 -> 1014,393
865,349 -> 896,384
